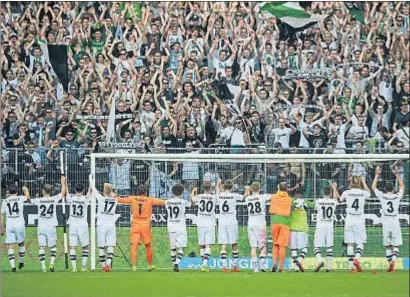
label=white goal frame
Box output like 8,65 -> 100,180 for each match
89,153 -> 409,270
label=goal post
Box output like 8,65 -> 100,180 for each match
89,153 -> 409,271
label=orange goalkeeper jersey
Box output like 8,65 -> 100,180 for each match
117,196 -> 165,225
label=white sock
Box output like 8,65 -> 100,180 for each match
203,248 -> 211,266
252,257 -> 258,270
386,249 -> 393,263
200,248 -> 205,261
176,249 -> 183,265
18,246 -> 25,264
291,249 -> 298,270
70,248 -> 77,269
50,247 -> 57,266
259,254 -> 266,270
220,251 -> 227,268
232,250 -> 239,268
8,248 -> 15,269
347,246 -> 354,269
314,248 -> 322,264
82,249 -> 89,268
355,244 -> 363,260
39,249 -> 46,270
171,248 -> 177,264
99,248 -> 106,268
326,248 -> 333,270
106,247 -> 114,267
298,247 -> 307,264
392,247 -> 399,262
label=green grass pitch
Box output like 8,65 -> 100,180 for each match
1,226 -> 409,297
2,270 -> 409,297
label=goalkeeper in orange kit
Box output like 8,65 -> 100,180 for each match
116,185 -> 165,271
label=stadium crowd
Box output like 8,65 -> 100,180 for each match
0,2 -> 409,195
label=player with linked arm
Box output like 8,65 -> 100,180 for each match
333,176 -> 370,273
313,185 -> 339,273
164,184 -> 190,272
372,166 -> 405,273
190,182 -> 217,272
0,185 -> 30,272
245,182 -> 271,273
30,176 -> 66,272
93,183 -> 118,272
116,185 -> 165,272
215,179 -> 250,273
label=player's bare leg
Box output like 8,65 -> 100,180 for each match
220,244 -> 228,273
7,244 -> 16,272
39,245 -> 47,272
17,241 -> 25,269
259,246 -> 267,272
146,243 -> 155,271
81,245 -> 89,272
49,246 -> 56,272
353,244 -> 363,272
131,243 -> 139,271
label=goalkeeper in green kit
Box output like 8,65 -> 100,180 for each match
289,191 -> 314,272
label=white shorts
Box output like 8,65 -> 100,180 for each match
169,231 -> 188,249
97,224 -> 116,248
344,219 -> 366,245
37,225 -> 57,248
197,227 -> 215,245
218,225 -> 238,245
314,225 -> 334,248
290,231 -> 309,250
69,225 -> 89,247
248,225 -> 266,249
383,223 -> 403,247
5,225 -> 25,245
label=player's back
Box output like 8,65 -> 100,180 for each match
245,194 -> 270,227
67,195 -> 89,226
194,193 -> 217,227
1,195 -> 26,226
96,195 -> 118,226
165,198 -> 188,232
216,192 -> 243,226
375,189 -> 403,219
342,189 -> 369,217
33,195 -> 60,227
315,198 -> 337,226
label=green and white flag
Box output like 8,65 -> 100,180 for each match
259,2 -> 327,28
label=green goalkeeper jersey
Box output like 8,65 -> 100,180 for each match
289,198 -> 314,233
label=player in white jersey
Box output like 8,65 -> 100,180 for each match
65,182 -> 90,272
215,180 -> 249,273
372,166 -> 405,272
245,182 -> 271,273
190,182 -> 217,272
0,185 -> 30,272
94,183 -> 118,272
31,176 -> 65,272
165,184 -> 190,272
333,176 -> 370,273
313,185 -> 338,273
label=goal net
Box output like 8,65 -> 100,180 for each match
88,152 -> 410,271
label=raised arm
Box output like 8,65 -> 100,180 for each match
371,166 -> 381,193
